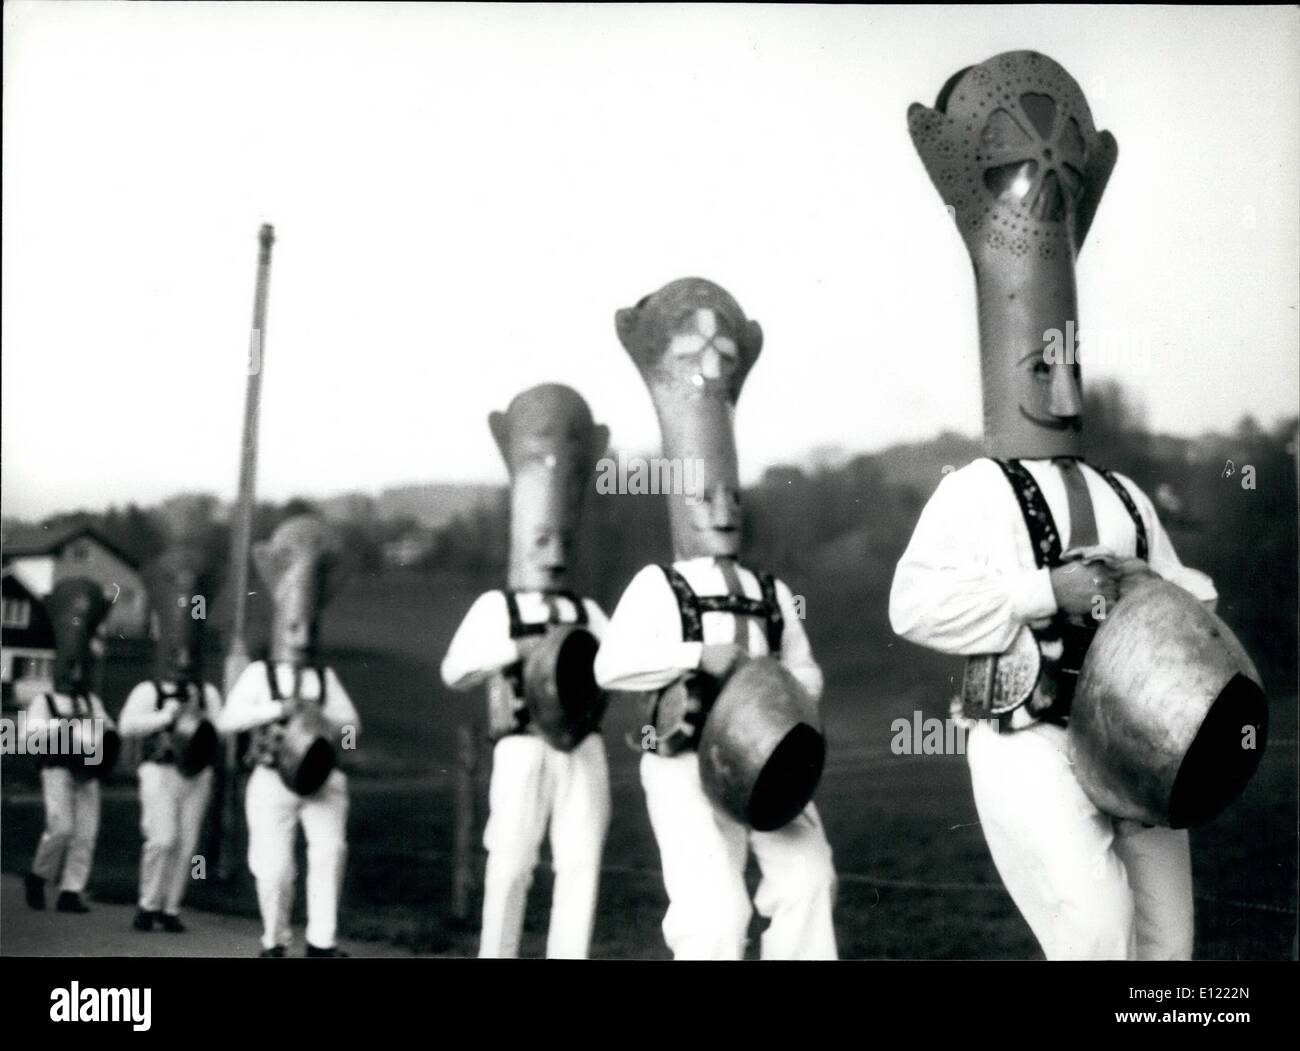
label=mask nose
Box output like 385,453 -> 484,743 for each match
537,533 -> 568,576
285,617 -> 312,651
1049,364 -> 1083,420
708,485 -> 741,529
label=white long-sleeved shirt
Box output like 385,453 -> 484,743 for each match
441,591 -> 608,691
594,557 -> 823,703
217,661 -> 360,736
119,680 -> 222,738
889,457 -> 1217,657
26,691 -> 113,731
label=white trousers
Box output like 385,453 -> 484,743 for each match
480,732 -> 611,959
245,765 -> 349,951
640,751 -> 838,960
31,768 -> 101,893
968,720 -> 1194,960
137,762 -> 213,915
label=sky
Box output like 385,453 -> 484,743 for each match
3,3 -> 1297,519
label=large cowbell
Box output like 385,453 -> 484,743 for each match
1069,579 -> 1268,828
253,514 -> 350,794
908,51 -> 1118,459
615,278 -> 763,561
47,578 -> 111,694
490,385 -> 609,751
616,279 -> 825,829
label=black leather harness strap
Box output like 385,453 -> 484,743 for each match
1097,468 -> 1149,560
247,664 -> 325,767
494,590 -> 588,739
989,457 -> 1148,731
648,563 -> 785,754
144,680 -> 207,765
38,691 -> 91,769
144,681 -> 181,764
659,564 -> 784,652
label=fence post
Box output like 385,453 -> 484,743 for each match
451,723 -> 478,922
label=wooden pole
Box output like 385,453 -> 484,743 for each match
451,722 -> 478,922
214,223 -> 275,882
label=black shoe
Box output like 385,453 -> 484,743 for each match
159,914 -> 186,934
132,909 -> 156,932
304,943 -> 349,958
55,892 -> 89,914
259,945 -> 287,958
24,873 -> 46,911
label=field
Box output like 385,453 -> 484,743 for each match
2,568 -> 1295,959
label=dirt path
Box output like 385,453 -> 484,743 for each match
0,874 -> 420,958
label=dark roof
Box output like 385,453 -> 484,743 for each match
1,523 -> 141,569
1,572 -> 55,649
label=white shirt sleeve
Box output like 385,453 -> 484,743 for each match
118,682 -> 173,737
25,693 -> 54,732
320,667 -> 360,735
582,598 -> 610,642
889,462 -> 1059,656
774,578 -> 823,703
216,662 -> 285,734
203,682 -> 224,722
89,693 -> 114,730
594,565 -> 704,692
1111,471 -> 1218,609
440,591 -> 519,691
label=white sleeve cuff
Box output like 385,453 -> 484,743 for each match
1009,567 -> 1058,623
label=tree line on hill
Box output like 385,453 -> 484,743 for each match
5,381 -> 1295,689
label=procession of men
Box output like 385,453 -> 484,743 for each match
5,45 -> 1279,967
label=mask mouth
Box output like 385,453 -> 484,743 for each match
1019,405 -> 1082,431
279,634 -> 314,662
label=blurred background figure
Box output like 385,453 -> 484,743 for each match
118,499 -> 223,934
217,514 -> 359,958
24,578 -> 117,916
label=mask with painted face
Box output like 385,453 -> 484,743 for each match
252,515 -> 349,667
615,277 -> 763,560
47,578 -> 111,693
908,50 -> 1117,459
147,496 -> 217,682
145,545 -> 212,684
489,384 -> 609,594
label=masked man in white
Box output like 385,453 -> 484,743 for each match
442,384 -> 612,959
119,536 -> 223,934
24,579 -> 116,915
892,51 -> 1217,960
595,278 -> 837,961
218,514 -> 360,958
